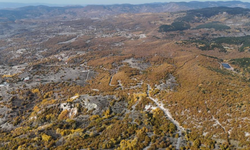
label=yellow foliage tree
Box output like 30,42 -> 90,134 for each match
58,110 -> 69,120
116,138 -> 138,150
42,134 -> 52,142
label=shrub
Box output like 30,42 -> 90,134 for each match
42,134 -> 52,142
58,110 -> 69,120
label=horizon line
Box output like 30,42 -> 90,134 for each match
0,0 -> 248,6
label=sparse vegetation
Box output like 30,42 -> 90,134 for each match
194,22 -> 230,31
0,3 -> 250,150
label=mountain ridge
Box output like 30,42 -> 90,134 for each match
1,2 -> 250,149
0,1 -> 250,21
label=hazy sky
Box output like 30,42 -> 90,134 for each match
0,0 -> 249,5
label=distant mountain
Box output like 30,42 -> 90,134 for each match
0,1 -> 250,21
0,5 -> 83,22
77,1 -> 250,17
176,6 -> 250,22
0,2 -> 65,9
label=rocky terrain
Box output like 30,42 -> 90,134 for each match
1,2 -> 250,150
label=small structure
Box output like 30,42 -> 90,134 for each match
24,77 -> 30,82
0,82 -> 9,87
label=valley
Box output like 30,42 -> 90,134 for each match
0,2 -> 250,149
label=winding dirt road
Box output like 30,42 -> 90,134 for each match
147,84 -> 185,150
